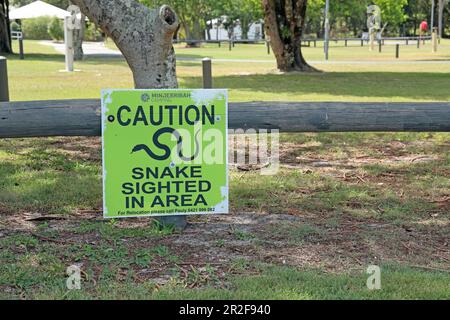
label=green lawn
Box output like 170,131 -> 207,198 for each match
6,40 -> 450,101
0,40 -> 449,300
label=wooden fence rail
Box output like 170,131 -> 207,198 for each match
0,100 -> 449,138
173,36 -> 432,45
172,36 -> 432,51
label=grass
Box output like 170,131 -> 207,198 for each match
0,137 -> 102,214
0,40 -> 449,300
1,244 -> 448,299
5,40 -> 450,101
148,264 -> 450,300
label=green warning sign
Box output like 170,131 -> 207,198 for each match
101,89 -> 228,218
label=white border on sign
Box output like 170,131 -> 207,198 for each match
101,88 -> 229,219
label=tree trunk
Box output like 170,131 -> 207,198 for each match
438,0 -> 447,38
0,0 -> 12,54
262,0 -> 316,72
227,27 -> 234,41
70,0 -> 179,89
182,20 -> 200,47
241,18 -> 250,40
193,19 -> 202,39
205,20 -> 211,40
73,13 -> 85,61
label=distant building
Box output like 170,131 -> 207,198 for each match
361,32 -> 382,40
205,19 -> 264,41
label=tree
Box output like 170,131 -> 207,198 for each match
306,0 -> 412,37
73,12 -> 85,60
438,0 -> 449,37
328,0 -> 368,36
141,0 -> 211,43
262,0 -> 316,72
373,0 -> 408,33
305,0 -> 324,37
222,0 -> 263,40
0,0 -> 12,53
70,0 -> 179,88
405,0 -> 431,35
48,16 -> 64,41
141,0 -> 264,42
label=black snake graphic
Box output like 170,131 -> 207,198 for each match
131,127 -> 200,161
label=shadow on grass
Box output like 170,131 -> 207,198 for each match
3,52 -> 64,62
230,151 -> 449,223
5,47 -> 449,101
0,138 -> 102,215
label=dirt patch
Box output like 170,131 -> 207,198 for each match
1,210 -> 448,284
1,135 -> 448,290
49,137 -> 102,162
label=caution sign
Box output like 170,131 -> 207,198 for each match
101,89 -> 228,218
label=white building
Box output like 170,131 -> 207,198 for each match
205,19 -> 264,41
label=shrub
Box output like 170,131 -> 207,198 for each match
10,21 -> 20,32
22,16 -> 52,40
84,22 -> 104,41
48,17 -> 64,41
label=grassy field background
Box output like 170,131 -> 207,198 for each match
0,40 -> 449,299
7,40 -> 450,102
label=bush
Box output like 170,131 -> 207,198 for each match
84,22 -> 104,41
48,17 -> 64,41
22,16 -> 52,40
10,21 -> 20,32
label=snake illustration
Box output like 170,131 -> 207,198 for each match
131,127 -> 200,161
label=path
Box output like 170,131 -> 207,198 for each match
40,40 -> 450,65
40,40 -> 122,57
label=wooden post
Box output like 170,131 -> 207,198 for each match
229,39 -> 232,51
432,28 -> 438,52
369,31 -> 375,51
324,0 -> 330,60
396,43 -> 400,59
378,41 -> 382,53
361,39 -> 364,46
266,39 -> 270,55
417,38 -> 420,48
345,39 -> 348,47
0,57 -> 9,102
202,58 -> 212,89
64,17 -> 74,72
19,37 -> 24,60
18,20 -> 24,60
157,215 -> 187,231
